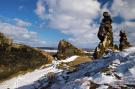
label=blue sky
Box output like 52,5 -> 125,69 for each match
0,0 -> 70,47
0,0 -> 135,48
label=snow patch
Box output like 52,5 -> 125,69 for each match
0,64 -> 62,89
91,73 -> 116,84
60,55 -> 79,63
44,49 -> 57,53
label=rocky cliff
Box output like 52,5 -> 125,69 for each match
56,40 -> 85,60
0,32 -> 53,81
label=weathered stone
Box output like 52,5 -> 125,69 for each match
119,30 -> 131,50
93,12 -> 115,59
0,32 -> 53,80
56,40 -> 85,60
0,33 -> 12,46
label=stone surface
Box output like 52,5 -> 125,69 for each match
119,30 -> 131,50
93,12 -> 114,59
0,32 -> 53,80
56,40 -> 85,60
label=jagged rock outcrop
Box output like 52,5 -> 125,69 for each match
0,32 -> 12,45
0,32 -> 53,81
93,12 -> 115,59
0,33 -> 12,52
56,40 -> 85,60
119,30 -> 131,50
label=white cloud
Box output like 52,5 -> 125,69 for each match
108,0 -> 135,46
110,0 -> 135,20
36,0 -> 101,47
35,0 -> 135,47
112,21 -> 135,46
14,18 -> 32,27
35,0 -> 51,20
0,22 -> 46,47
120,21 -> 135,46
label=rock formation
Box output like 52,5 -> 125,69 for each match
56,40 -> 85,60
0,32 -> 53,80
93,12 -> 114,59
119,30 -> 131,50
0,32 -> 12,45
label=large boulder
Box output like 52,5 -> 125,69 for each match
0,32 -> 53,80
56,40 -> 85,60
93,12 -> 116,59
119,30 -> 131,50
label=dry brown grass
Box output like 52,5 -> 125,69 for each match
67,56 -> 92,67
57,56 -> 93,71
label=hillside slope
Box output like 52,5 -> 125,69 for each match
1,47 -> 135,89
0,32 -> 53,81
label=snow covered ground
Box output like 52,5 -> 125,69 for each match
60,55 -> 79,63
1,47 -> 135,89
60,47 -> 135,89
0,65 -> 62,89
43,49 -> 57,53
0,55 -> 78,89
